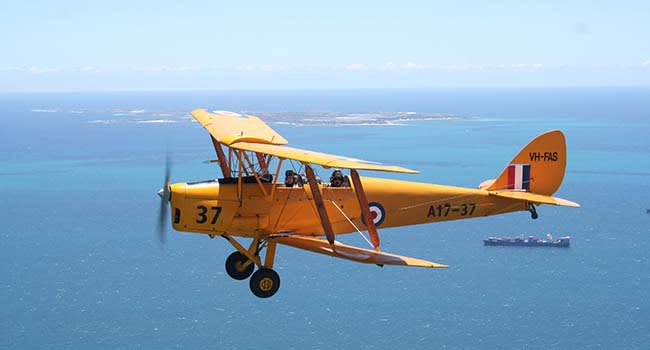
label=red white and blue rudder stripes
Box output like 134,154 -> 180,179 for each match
507,164 -> 531,191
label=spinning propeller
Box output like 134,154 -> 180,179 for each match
156,154 -> 171,244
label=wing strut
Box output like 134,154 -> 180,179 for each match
210,136 -> 231,178
255,153 -> 269,175
350,169 -> 380,251
305,165 -> 336,246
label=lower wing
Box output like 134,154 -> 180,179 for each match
271,235 -> 447,268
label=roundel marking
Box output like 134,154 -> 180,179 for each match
361,202 -> 386,227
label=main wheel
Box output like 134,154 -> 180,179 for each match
249,268 -> 280,298
225,252 -> 254,280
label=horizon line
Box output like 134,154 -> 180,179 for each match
2,84 -> 650,94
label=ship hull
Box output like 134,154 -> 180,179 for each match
483,238 -> 570,247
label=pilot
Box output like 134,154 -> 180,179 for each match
284,170 -> 296,187
330,170 -> 345,187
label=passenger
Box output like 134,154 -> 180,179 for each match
341,174 -> 350,187
330,170 -> 345,187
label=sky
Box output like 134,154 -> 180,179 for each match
1,0 -> 649,91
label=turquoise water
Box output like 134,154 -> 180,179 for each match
1,88 -> 649,349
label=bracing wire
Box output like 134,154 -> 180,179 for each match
330,200 -> 374,248
270,159 -> 305,232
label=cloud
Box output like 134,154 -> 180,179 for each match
28,66 -> 65,74
0,66 -> 103,74
0,65 -> 105,74
234,64 -> 277,72
345,63 -> 368,71
401,62 -> 433,70
75,66 -> 101,73
438,64 -> 485,71
511,63 -> 544,69
129,65 -> 199,72
379,62 -> 395,71
260,64 -> 274,72
379,62 -> 436,71
236,64 -> 256,72
0,66 -> 21,72
4,61 -> 649,78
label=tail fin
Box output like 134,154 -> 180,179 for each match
486,130 -> 566,196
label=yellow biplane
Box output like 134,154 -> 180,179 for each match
156,109 -> 579,298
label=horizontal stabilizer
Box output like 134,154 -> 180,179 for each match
489,191 -> 580,208
271,235 -> 447,268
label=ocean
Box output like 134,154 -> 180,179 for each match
1,88 -> 649,349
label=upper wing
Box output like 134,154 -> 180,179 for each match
191,109 -> 288,146
191,109 -> 419,174
271,235 -> 447,268
230,142 -> 418,174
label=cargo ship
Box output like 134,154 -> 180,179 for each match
483,234 -> 570,247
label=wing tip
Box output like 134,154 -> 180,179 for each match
555,197 -> 581,208
404,169 -> 420,174
403,261 -> 447,268
427,262 -> 449,268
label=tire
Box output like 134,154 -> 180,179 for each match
249,268 -> 280,298
225,252 -> 254,280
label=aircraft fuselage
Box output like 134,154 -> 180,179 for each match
168,176 -> 528,238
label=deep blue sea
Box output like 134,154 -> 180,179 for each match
1,88 -> 649,349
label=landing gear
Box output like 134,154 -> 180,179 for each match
528,204 -> 539,220
249,268 -> 281,298
225,251 -> 254,280
222,235 -> 281,298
